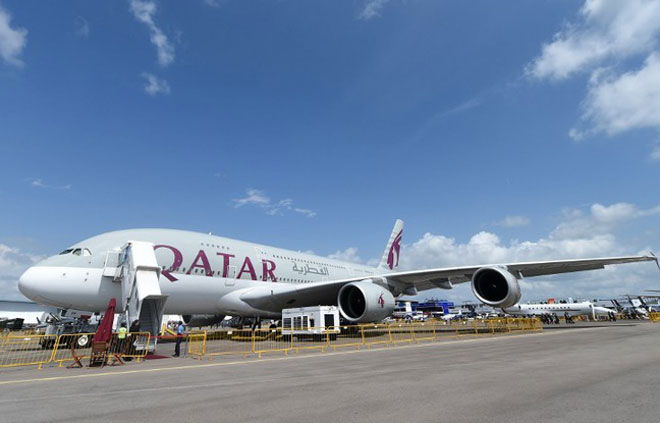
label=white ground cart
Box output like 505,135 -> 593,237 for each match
281,306 -> 341,340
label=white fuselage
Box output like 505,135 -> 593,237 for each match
503,302 -> 612,317
18,229 -> 379,317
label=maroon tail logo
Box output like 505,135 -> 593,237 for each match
387,230 -> 402,270
378,293 -> 385,308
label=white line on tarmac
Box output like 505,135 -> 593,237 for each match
0,328 -> 606,386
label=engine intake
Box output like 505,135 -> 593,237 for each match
338,280 -> 395,323
471,267 -> 521,308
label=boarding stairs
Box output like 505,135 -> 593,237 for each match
103,241 -> 168,350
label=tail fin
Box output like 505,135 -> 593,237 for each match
378,219 -> 404,271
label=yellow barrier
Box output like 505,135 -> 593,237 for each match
205,329 -> 254,358
0,331 -> 152,370
0,334 -> 57,369
188,332 -> 206,359
188,318 -> 543,360
649,312 -> 660,322
121,332 -> 151,360
361,324 -> 392,348
161,324 -> 177,336
50,332 -> 151,367
253,328 -> 292,357
411,322 -> 436,342
0,319 -> 544,369
390,323 -> 414,345
330,325 -> 364,350
50,333 -> 94,366
292,328 -> 332,353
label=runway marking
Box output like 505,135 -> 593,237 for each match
0,328 -> 607,386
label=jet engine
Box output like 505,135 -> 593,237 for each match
337,280 -> 395,323
182,314 -> 226,328
470,267 -> 521,308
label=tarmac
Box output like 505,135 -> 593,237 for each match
1,321 -> 659,423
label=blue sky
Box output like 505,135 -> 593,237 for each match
1,0 -> 659,302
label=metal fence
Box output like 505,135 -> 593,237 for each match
0,334 -> 56,369
0,332 -> 151,370
188,318 -> 542,360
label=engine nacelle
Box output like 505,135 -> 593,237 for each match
471,267 -> 521,308
337,279 -> 396,323
182,314 -> 226,328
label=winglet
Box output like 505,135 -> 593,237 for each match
651,251 -> 660,271
378,219 -> 404,271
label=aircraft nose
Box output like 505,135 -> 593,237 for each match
18,266 -> 46,302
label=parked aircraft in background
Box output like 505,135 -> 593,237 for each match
611,296 -> 655,317
503,301 -> 612,318
18,220 -> 658,335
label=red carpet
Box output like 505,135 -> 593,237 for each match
144,354 -> 169,360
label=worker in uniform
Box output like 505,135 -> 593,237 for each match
173,321 -> 184,357
117,322 -> 128,355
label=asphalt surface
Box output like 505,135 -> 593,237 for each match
1,322 -> 659,423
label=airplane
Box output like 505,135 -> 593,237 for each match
617,295 -> 652,317
502,301 -> 613,318
18,219 -> 658,335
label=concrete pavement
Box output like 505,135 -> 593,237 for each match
1,322 -> 658,423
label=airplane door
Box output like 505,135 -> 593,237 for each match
225,266 -> 236,286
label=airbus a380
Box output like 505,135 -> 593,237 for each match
18,220 -> 658,326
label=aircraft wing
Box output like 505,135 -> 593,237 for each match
240,254 -> 657,312
387,255 -> 658,291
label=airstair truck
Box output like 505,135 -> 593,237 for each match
281,306 -> 340,339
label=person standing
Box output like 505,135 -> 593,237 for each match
173,321 -> 184,357
117,322 -> 128,355
124,320 -> 140,361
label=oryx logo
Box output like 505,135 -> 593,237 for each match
387,230 -> 402,270
378,293 -> 385,308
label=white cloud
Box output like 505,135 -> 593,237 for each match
74,16 -> 90,38
496,215 -> 530,228
397,202 -> 659,301
293,207 -> 316,218
0,244 -> 43,300
651,145 -> 660,160
27,178 -> 71,190
551,203 -> 660,239
203,0 -> 223,7
129,0 -> 175,67
0,4 -> 27,67
358,0 -> 391,20
527,0 -> 660,150
232,189 -> 316,218
233,189 -> 270,208
527,0 -> 660,81
577,52 -> 660,135
328,247 -> 363,264
141,72 -> 170,95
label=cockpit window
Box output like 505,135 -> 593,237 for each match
59,247 -> 92,256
